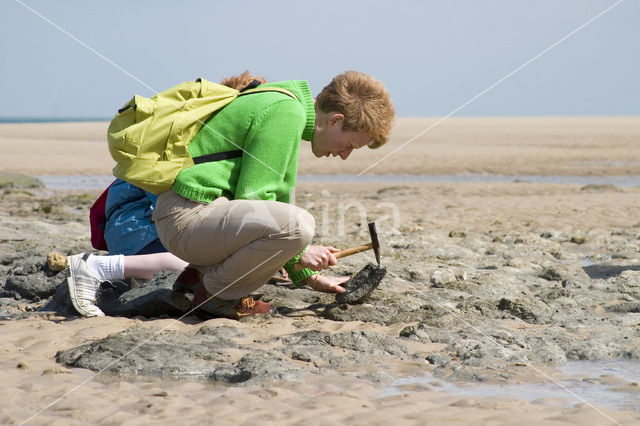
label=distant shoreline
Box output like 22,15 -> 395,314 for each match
2,115 -> 640,124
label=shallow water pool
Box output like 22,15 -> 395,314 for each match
381,359 -> 640,413
36,174 -> 640,190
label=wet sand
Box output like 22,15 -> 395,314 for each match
1,118 -> 640,425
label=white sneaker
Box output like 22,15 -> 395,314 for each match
67,253 -> 105,317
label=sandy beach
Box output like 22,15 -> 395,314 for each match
1,118 -> 640,425
2,117 -> 640,177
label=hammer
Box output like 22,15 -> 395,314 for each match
334,222 -> 381,266
271,222 -> 381,282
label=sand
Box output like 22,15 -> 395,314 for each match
1,118 -> 640,425
2,117 -> 640,177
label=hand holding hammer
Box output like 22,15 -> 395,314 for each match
272,222 -> 381,282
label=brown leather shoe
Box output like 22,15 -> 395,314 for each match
192,284 -> 275,320
171,267 -> 203,312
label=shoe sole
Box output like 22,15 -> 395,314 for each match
171,279 -> 199,313
171,291 -> 194,313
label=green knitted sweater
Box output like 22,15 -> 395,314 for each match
172,80 -> 315,203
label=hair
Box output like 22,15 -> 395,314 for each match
220,71 -> 267,90
315,71 -> 395,148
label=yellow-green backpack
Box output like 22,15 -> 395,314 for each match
107,78 -> 296,194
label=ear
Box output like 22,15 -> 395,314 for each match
328,113 -> 344,127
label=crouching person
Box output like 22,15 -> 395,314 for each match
153,70 -> 395,320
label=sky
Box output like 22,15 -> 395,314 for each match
1,0 -> 639,119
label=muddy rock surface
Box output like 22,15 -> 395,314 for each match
56,324 -> 411,384
2,183 -> 640,386
56,325 -> 303,384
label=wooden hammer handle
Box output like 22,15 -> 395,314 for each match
271,243 -> 375,283
334,243 -> 373,259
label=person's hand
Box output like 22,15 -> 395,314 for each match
279,267 -> 289,281
304,274 -> 348,293
298,245 -> 340,271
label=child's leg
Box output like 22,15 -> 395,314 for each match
123,252 -> 188,280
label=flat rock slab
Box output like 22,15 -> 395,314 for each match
55,326 -> 410,384
56,325 -> 300,383
335,263 -> 387,304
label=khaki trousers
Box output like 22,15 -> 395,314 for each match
152,190 -> 314,300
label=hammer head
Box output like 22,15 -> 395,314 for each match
368,222 -> 381,266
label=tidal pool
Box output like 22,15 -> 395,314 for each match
381,359 -> 640,413
36,174 -> 640,190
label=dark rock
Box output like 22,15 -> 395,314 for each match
3,261 -> 63,301
458,299 -> 500,318
606,302 -> 640,313
536,287 -> 571,301
40,280 -> 77,317
400,323 -> 456,345
449,230 -> 467,238
497,297 -> 552,324
538,267 -> 563,281
210,353 -> 300,383
570,234 -> 586,244
196,325 -> 247,340
98,272 -> 183,317
335,263 -> 387,304
426,353 -> 451,367
400,324 -> 432,342
323,303 -> 395,324
539,264 -> 590,283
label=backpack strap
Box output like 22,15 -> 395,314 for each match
193,149 -> 243,164
239,79 -> 262,92
192,84 -> 298,165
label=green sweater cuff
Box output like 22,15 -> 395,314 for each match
283,245 -> 318,285
288,268 -> 317,286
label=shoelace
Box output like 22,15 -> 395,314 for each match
238,297 -> 256,312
